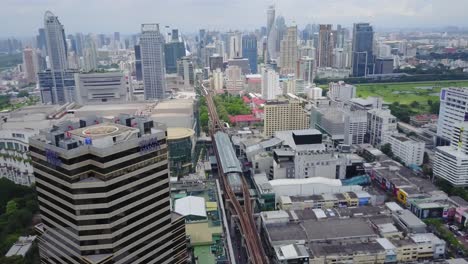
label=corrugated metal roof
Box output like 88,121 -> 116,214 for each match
214,132 -> 241,174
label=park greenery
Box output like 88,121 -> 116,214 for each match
0,179 -> 39,264
213,94 -> 251,122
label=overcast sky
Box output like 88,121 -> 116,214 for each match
1,0 -> 467,37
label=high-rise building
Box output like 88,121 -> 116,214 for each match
31,116 -> 187,263
40,11 -> 75,104
261,67 -> 281,100
318,24 -> 334,68
367,109 -> 397,146
23,48 -> 37,83
44,11 -> 68,71
134,44 -> 143,81
165,41 -> 185,74
227,57 -> 250,75
434,121 -> 468,186
264,99 -> 310,137
297,56 -> 315,84
212,68 -> 224,91
275,16 -> 287,56
209,54 -> 223,71
375,58 -> 394,74
36,28 -> 47,56
83,34 -> 97,71
74,33 -> 84,57
266,5 -> 277,61
352,23 -> 374,77
279,26 -> 298,75
225,65 -> 244,92
242,34 -> 258,74
228,31 -> 242,59
140,24 -> 166,99
436,87 -> 468,146
177,56 -> 194,88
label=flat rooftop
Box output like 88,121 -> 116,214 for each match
167,127 -> 195,140
69,123 -> 137,139
302,218 -> 376,241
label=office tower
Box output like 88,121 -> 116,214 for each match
134,45 -> 143,81
228,31 -> 242,59
367,109 -> 397,146
335,25 -> 346,49
279,26 -> 298,75
23,48 -> 37,83
209,54 -> 223,71
352,23 -> 374,77
275,16 -> 287,54
41,11 -> 74,104
114,31 -> 120,42
264,99 -> 310,137
31,116 -> 187,263
266,5 -> 277,61
67,34 -> 77,54
171,29 -> 179,41
328,81 -> 356,102
44,11 -> 68,71
140,24 -> 166,100
202,44 -> 217,67
177,56 -> 194,88
261,67 -> 280,100
74,72 -> 126,104
97,34 -> 105,48
242,34 -> 258,74
36,28 -> 47,56
164,33 -> 185,74
214,39 -> 226,61
434,121 -> 468,186
318,24 -> 334,67
83,35 -> 97,71
332,48 -> 346,69
74,33 -> 83,56
297,56 -> 314,84
436,87 -> 468,145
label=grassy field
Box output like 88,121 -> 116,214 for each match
320,80 -> 468,114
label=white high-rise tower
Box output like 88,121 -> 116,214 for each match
44,11 -> 68,71
266,5 -> 277,61
140,24 -> 167,100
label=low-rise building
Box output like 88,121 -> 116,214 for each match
309,242 -> 386,264
384,134 -> 425,166
74,71 -> 127,105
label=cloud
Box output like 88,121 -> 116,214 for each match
0,0 -> 466,37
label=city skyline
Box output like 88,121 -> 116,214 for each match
2,0 -> 468,37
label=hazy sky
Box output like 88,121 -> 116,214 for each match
1,0 -> 467,37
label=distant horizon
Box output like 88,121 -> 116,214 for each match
1,0 -> 468,38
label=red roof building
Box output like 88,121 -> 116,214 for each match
229,114 -> 262,126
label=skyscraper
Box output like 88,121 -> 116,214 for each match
261,67 -> 280,100
266,5 -> 277,61
23,48 -> 37,83
31,116 -> 187,263
164,29 -> 185,74
228,31 -> 242,59
36,28 -> 47,56
83,34 -> 97,71
279,26 -> 298,75
40,11 -> 75,104
242,34 -> 258,74
140,24 -> 166,100
352,23 -> 374,77
318,24 -> 334,68
44,11 -> 68,71
134,44 -> 143,81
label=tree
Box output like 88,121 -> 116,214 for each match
410,101 -> 420,108
6,200 -> 17,215
430,101 -> 440,114
427,99 -> 433,106
381,143 -> 393,158
423,152 -> 430,164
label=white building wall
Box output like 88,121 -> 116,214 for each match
384,134 -> 425,166
261,68 -> 281,100
436,87 -> 468,144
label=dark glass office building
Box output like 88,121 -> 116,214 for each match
164,42 -> 185,74
352,23 -> 374,77
134,45 -> 143,81
242,34 -> 258,74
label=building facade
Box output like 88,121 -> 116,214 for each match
384,134 -> 425,166
328,81 -> 356,102
436,87 -> 468,145
279,26 -> 298,75
140,24 -> 167,100
352,23 -> 374,77
264,99 -> 309,137
38,69 -> 77,104
434,121 -> 468,186
367,109 -> 397,147
261,67 -> 281,100
23,48 -> 37,83
242,34 -> 258,74
31,116 -> 187,263
317,24 -> 334,68
164,41 -> 185,74
74,72 -> 127,105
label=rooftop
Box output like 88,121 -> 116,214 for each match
167,127 -> 195,140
